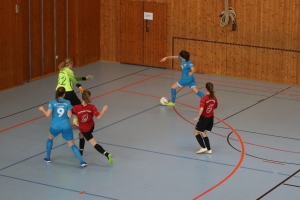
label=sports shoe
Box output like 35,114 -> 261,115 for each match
108,154 -> 114,164
80,161 -> 87,167
166,102 -> 175,106
44,158 -> 51,163
196,148 -> 208,154
206,150 -> 212,154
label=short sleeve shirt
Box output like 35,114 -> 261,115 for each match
178,56 -> 194,78
48,98 -> 72,129
72,104 -> 100,132
200,95 -> 218,118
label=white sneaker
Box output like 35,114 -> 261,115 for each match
196,148 -> 207,154
206,150 -> 212,154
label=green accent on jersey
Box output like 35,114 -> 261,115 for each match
56,67 -> 80,91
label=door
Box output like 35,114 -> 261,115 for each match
120,0 -> 167,68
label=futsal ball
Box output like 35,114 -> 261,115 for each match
160,97 -> 168,105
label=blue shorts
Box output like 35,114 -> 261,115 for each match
177,76 -> 197,88
49,127 -> 74,141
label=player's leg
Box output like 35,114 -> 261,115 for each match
63,128 -> 87,167
166,81 -> 181,106
82,126 -> 113,164
202,117 -> 213,154
78,132 -> 85,156
44,131 -> 55,163
189,80 -> 205,98
195,117 -> 208,154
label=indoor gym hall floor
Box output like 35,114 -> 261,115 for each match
0,61 -> 299,200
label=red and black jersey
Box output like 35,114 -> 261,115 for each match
199,95 -> 218,118
72,104 -> 100,132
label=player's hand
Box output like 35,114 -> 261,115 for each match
86,75 -> 94,80
79,87 -> 84,93
160,57 -> 167,62
38,106 -> 44,111
193,117 -> 199,121
103,105 -> 108,111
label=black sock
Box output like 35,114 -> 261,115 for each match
94,144 -> 109,158
196,134 -> 205,148
79,138 -> 85,155
203,137 -> 211,150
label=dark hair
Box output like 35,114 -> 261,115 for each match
206,82 -> 215,99
179,50 -> 190,61
82,90 -> 91,104
55,87 -> 66,103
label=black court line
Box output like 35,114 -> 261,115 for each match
215,126 -> 300,141
257,169 -> 300,199
0,68 -> 150,120
227,132 -> 300,165
214,86 -> 292,125
282,183 -> 300,188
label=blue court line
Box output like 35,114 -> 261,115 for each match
0,174 -> 118,200
97,141 -> 274,174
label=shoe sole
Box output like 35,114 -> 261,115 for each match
196,151 -> 207,154
81,163 -> 87,167
44,160 -> 51,163
108,154 -> 114,164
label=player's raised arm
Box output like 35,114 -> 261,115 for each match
160,56 -> 178,62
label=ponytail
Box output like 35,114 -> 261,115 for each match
82,90 -> 91,104
55,87 -> 66,103
58,57 -> 73,70
205,82 -> 215,99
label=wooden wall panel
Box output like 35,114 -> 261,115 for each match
227,46 -> 299,85
56,0 -> 67,69
30,0 -> 42,79
68,0 -> 79,66
0,0 -> 14,90
43,0 -> 55,75
174,39 -> 227,76
100,0 -> 120,62
119,0 -> 144,65
143,2 -> 167,68
18,0 -> 30,82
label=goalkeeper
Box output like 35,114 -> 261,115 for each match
56,57 -> 93,126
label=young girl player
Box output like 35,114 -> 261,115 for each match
72,90 -> 114,164
193,82 -> 218,154
160,50 -> 205,106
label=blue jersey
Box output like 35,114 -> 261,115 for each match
178,56 -> 194,78
48,98 -> 72,129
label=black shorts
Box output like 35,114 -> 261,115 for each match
195,116 -> 214,132
64,90 -> 81,106
81,125 -> 95,141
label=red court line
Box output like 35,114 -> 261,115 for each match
228,137 -> 300,154
0,73 -> 163,134
120,89 -> 299,154
91,73 -> 163,100
263,160 -> 285,166
120,88 -> 245,199
137,73 -> 300,100
0,116 -> 45,134
162,72 -> 300,93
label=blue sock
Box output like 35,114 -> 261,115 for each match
171,88 -> 176,103
197,91 -> 205,98
71,144 -> 83,163
46,139 -> 53,159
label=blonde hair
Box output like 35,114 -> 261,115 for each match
58,58 -> 73,70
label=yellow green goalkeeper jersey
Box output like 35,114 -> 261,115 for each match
56,67 -> 83,91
